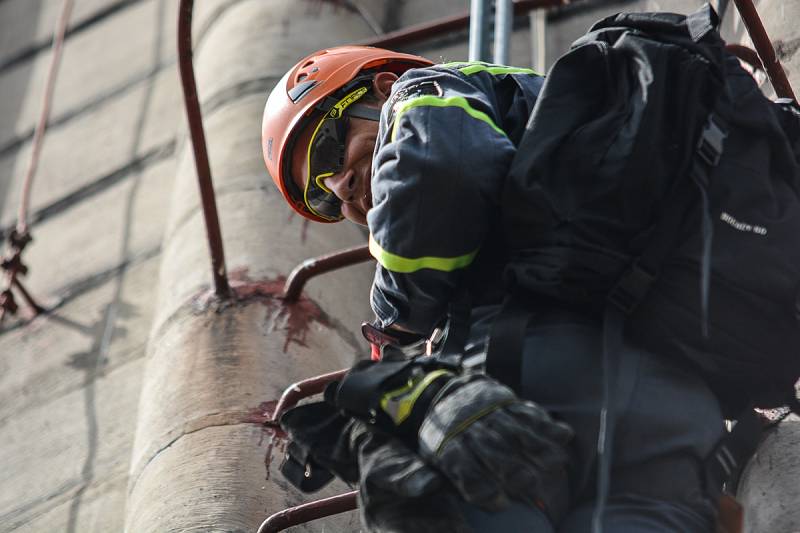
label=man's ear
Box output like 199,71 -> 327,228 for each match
372,71 -> 398,103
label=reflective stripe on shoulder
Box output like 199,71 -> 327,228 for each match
440,60 -> 540,77
369,234 -> 479,274
391,95 -> 506,141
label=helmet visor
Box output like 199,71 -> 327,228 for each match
304,86 -> 370,221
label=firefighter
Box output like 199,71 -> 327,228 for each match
261,46 -> 725,532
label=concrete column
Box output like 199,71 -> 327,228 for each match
738,419 -> 800,532
124,1 -> 384,531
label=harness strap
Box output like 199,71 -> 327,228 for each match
485,295 -> 536,395
704,406 -> 765,496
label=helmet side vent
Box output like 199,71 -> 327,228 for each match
288,80 -> 318,103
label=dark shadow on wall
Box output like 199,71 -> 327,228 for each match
61,0 -> 167,530
0,0 -> 45,228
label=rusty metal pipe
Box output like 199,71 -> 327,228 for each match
732,0 -> 796,101
257,490 -> 358,533
282,245 -> 372,302
726,43 -> 763,72
177,0 -> 231,298
359,0 -> 571,49
269,368 -> 348,423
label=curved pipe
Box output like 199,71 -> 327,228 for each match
177,0 -> 231,298
726,43 -> 763,72
282,245 -> 373,302
257,490 -> 358,533
269,368 -> 348,423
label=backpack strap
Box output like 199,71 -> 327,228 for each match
598,111 -> 728,532
436,292 -> 473,365
485,294 -> 538,395
608,111 -> 729,316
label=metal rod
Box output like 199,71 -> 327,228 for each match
177,0 -> 231,298
494,0 -> 514,64
732,0 -> 796,101
529,8 -> 546,73
11,278 -> 45,315
17,0 -> 75,236
359,0 -> 569,50
469,0 -> 492,62
726,43 -> 762,72
282,245 -> 372,302
257,491 -> 358,533
269,369 -> 349,423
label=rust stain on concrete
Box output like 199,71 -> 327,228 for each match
193,267 -> 331,353
244,400 -> 288,481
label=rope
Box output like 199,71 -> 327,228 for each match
1,0 -> 73,323
16,0 -> 75,235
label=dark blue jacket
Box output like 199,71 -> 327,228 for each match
367,62 -> 544,334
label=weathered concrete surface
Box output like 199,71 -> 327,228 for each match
125,1 -> 378,531
738,418 -> 800,533
0,41 -> 180,232
0,0 -> 176,151
0,254 -> 160,425
13,474 -> 129,533
0,0 -> 179,530
0,0 -> 136,67
0,357 -> 143,532
23,157 -> 172,300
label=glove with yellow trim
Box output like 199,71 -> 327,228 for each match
329,357 -> 458,444
417,373 -> 574,519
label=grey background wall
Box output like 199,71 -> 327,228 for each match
0,1 -> 796,531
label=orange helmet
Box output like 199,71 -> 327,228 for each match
261,45 -> 433,223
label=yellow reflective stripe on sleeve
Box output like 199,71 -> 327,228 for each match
440,60 -> 540,76
391,95 -> 506,142
459,64 -> 539,76
369,234 -> 479,274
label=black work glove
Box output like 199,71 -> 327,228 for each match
418,373 -> 574,519
327,357 -> 458,444
352,422 -> 470,533
278,400 -> 360,491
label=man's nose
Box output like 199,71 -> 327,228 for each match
323,169 -> 356,202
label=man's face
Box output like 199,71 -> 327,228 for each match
291,110 -> 380,225
290,72 -> 396,226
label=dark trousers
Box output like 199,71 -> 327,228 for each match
462,309 -> 725,532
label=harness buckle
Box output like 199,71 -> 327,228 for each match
696,115 -> 728,168
608,262 -> 658,314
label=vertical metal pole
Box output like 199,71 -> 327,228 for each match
469,0 -> 492,62
493,0 -> 513,64
177,0 -> 231,298
732,0 -> 796,101
529,8 -> 546,73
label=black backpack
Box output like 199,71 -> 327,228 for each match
499,5 -> 800,417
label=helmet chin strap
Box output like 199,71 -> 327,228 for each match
346,103 -> 381,121
318,96 -> 381,121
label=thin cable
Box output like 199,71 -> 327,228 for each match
348,1 -> 383,35
16,0 -> 76,235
